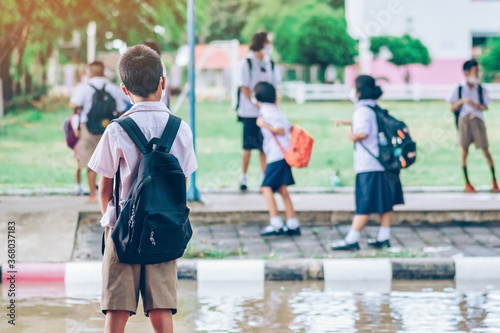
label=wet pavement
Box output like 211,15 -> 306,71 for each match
2,280 -> 500,332
73,217 -> 500,261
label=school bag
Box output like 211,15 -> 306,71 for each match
110,115 -> 192,265
235,58 -> 275,112
86,84 -> 118,134
63,114 -> 79,149
360,105 -> 416,172
274,125 -> 314,168
454,84 -> 484,128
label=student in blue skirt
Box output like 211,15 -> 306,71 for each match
331,75 -> 404,251
255,82 -> 301,237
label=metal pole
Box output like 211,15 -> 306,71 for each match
187,0 -> 200,201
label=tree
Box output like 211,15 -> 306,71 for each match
273,1 -> 357,80
370,34 -> 431,83
480,37 -> 500,82
0,0 -> 193,108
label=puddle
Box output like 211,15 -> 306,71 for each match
2,280 -> 500,332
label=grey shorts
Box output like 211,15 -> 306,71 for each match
458,115 -> 488,150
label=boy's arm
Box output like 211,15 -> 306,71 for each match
347,130 -> 368,142
99,176 -> 114,215
256,117 -> 285,135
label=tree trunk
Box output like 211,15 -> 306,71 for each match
0,55 -> 13,104
15,24 -> 31,96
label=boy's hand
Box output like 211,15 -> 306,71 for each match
332,119 -> 351,127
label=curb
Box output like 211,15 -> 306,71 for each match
1,257 -> 497,283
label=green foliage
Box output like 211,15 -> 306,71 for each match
370,35 -> 431,67
480,37 -> 500,77
274,1 -> 357,68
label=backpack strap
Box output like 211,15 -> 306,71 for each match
157,115 -> 182,153
458,85 -> 462,99
478,84 -> 484,105
113,117 -> 149,155
270,60 -> 275,71
247,58 -> 253,81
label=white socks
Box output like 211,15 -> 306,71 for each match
239,174 -> 248,185
286,218 -> 300,230
377,226 -> 391,242
345,229 -> 360,244
270,216 -> 284,230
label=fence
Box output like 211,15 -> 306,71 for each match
281,82 -> 500,104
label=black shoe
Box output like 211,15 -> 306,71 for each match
331,239 -> 360,251
286,227 -> 301,236
261,225 -> 285,237
240,184 -> 248,192
367,239 -> 391,249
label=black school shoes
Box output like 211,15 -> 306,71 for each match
367,239 -> 391,249
330,239 -> 360,251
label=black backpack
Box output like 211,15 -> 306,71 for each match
360,105 -> 417,172
86,84 -> 118,134
235,58 -> 275,112
110,115 -> 192,265
454,84 -> 484,128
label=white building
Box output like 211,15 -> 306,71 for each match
345,0 -> 500,84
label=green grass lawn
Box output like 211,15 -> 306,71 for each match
1,99 -> 499,190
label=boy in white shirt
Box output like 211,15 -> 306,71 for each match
255,82 -> 300,237
88,45 -> 197,333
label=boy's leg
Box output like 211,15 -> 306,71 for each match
104,310 -> 129,333
149,309 -> 173,333
76,167 -> 81,184
483,148 -> 499,192
240,150 -> 251,191
461,148 -> 475,193
259,151 -> 267,174
88,168 -> 98,202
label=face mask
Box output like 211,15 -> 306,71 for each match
262,44 -> 274,56
467,76 -> 479,85
349,88 -> 358,103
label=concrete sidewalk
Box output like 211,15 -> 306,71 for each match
0,192 -> 499,264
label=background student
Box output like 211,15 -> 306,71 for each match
255,82 -> 300,237
237,30 -> 281,191
331,75 -> 404,251
447,59 -> 499,193
69,61 -> 126,203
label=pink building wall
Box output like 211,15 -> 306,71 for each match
345,59 -> 466,86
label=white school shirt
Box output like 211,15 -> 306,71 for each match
446,81 -> 491,122
259,103 -> 292,164
237,52 -> 281,118
352,99 -> 384,174
70,76 -> 127,124
88,101 -> 198,228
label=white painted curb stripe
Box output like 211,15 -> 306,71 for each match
323,259 -> 392,281
455,257 -> 500,280
197,260 -> 265,282
65,262 -> 102,299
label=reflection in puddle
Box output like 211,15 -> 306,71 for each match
1,281 -> 500,332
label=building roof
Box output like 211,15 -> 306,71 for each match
194,44 -> 249,69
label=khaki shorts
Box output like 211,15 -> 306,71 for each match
101,227 -> 178,316
458,115 -> 489,150
79,123 -> 102,169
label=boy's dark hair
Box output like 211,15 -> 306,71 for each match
254,81 -> 276,104
118,44 -> 163,98
355,75 -> 383,100
143,39 -> 162,57
463,59 -> 479,72
89,61 -> 105,76
250,31 -> 268,51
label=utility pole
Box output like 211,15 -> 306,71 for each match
187,0 -> 201,201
